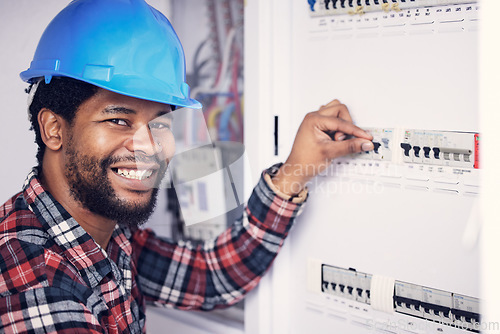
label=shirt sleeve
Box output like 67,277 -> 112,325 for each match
132,168 -> 308,311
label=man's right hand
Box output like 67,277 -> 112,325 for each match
271,99 -> 374,196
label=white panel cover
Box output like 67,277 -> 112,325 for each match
282,2 -> 480,334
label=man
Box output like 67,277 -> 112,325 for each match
0,0 -> 374,333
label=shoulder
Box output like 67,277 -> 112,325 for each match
0,191 -> 50,261
0,196 -> 89,300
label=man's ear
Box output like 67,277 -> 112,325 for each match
38,108 -> 64,151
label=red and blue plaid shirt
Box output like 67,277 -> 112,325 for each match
0,167 -> 305,333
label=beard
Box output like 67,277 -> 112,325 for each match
64,145 -> 167,228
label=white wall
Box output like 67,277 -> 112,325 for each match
0,0 -> 68,203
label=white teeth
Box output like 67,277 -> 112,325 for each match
116,168 -> 153,180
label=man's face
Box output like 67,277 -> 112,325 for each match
62,89 -> 175,227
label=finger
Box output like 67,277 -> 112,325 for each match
317,103 -> 353,123
315,115 -> 372,140
334,132 -> 347,141
324,137 -> 375,158
319,99 -> 341,110
317,103 -> 355,141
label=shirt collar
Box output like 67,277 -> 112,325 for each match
23,167 -> 132,289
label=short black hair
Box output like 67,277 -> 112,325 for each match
27,77 -> 99,165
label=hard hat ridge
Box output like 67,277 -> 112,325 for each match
20,0 -> 201,109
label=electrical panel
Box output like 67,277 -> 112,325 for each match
244,0 -> 481,333
318,263 -> 481,332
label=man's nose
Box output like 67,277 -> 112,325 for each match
128,125 -> 162,156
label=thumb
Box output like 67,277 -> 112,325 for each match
324,137 -> 374,159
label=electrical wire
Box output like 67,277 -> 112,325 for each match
190,28 -> 236,100
187,0 -> 244,144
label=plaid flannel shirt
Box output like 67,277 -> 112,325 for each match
0,167 -> 306,333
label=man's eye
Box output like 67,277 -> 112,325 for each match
108,119 -> 128,126
149,122 -> 171,130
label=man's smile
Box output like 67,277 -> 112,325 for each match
110,164 -> 162,192
112,168 -> 154,181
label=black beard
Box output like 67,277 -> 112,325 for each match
64,147 -> 165,228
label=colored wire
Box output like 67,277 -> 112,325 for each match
190,28 -> 236,100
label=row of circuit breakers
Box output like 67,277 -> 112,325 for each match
351,128 -> 479,169
307,0 -> 476,15
321,264 -> 481,332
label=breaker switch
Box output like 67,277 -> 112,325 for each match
347,286 -> 354,295
413,146 -> 421,158
401,143 -> 412,156
308,0 -> 316,11
382,138 -> 390,148
339,284 -> 345,293
324,0 -> 331,9
423,146 -> 431,159
373,141 -> 381,154
433,147 -> 440,159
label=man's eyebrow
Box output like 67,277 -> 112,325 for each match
101,107 -> 172,117
102,106 -> 136,115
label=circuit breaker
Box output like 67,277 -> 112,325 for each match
318,263 -> 481,332
399,130 -> 478,169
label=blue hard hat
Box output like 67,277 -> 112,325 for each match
20,0 -> 201,109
